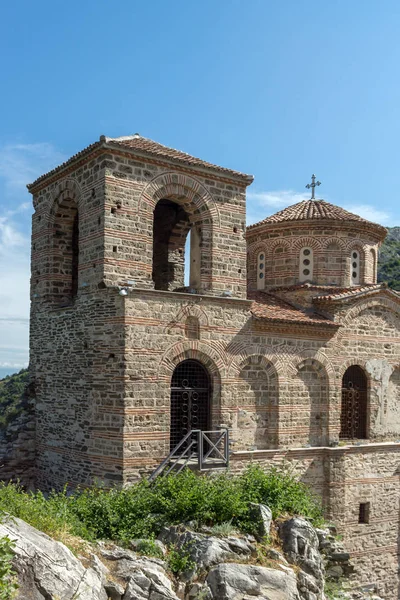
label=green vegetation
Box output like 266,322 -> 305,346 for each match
0,465 -> 323,547
0,535 -> 18,600
378,227 -> 400,290
166,543 -> 196,575
0,369 -> 29,429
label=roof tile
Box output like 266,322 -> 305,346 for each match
249,290 -> 338,327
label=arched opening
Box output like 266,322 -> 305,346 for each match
297,361 -> 328,446
237,356 -> 278,450
52,197 -> 79,304
370,248 -> 377,283
340,365 -> 368,439
152,199 -> 202,292
185,316 -> 200,340
299,247 -> 313,282
170,360 -> 211,451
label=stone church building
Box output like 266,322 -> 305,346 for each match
26,135 -> 400,598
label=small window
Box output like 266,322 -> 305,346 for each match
299,247 -> 313,282
185,316 -> 200,340
358,502 -> 370,524
351,250 -> 360,285
257,252 -> 265,290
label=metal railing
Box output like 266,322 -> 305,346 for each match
149,428 -> 230,482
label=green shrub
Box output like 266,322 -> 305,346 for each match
0,464 -> 323,545
134,539 -> 164,559
167,543 -> 196,576
0,536 -> 18,600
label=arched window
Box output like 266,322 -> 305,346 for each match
351,250 -> 360,285
340,366 -> 368,439
52,198 -> 79,304
299,247 -> 313,282
185,316 -> 200,340
257,252 -> 265,290
370,248 -> 377,283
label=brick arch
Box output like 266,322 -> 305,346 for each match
342,297 -> 400,327
321,236 -> 346,251
227,344 -> 285,379
46,178 -> 82,225
294,357 -> 330,446
345,239 -> 368,252
266,238 -> 292,253
292,236 -> 323,253
237,354 -> 279,380
247,241 -> 268,261
139,172 -> 221,228
158,340 -> 225,382
172,303 -> 209,327
336,358 -> 370,383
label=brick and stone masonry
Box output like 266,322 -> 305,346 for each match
11,134 -> 400,598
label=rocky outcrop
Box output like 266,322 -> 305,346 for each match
0,396 -> 35,488
0,513 -> 383,600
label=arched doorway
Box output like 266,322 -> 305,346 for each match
170,360 -> 211,451
340,365 -> 368,439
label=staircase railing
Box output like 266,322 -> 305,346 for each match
149,428 -> 230,482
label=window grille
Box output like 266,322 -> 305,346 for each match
340,365 -> 368,439
170,360 -> 211,451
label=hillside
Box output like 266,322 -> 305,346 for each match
378,226 -> 400,290
0,368 -> 29,428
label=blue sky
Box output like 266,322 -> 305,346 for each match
1,0 -> 400,376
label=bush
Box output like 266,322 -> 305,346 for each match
0,465 -> 323,546
0,535 -> 18,600
167,543 -> 196,576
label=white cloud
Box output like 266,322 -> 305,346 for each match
344,204 -> 390,226
0,141 -> 65,376
246,189 -> 309,226
0,142 -> 65,196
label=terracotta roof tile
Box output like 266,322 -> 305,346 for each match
108,135 -> 253,181
313,283 -> 400,302
249,291 -> 338,327
28,135 -> 253,190
247,199 -> 387,236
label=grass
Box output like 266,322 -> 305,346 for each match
0,465 -> 324,548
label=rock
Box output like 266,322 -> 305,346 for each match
158,526 -> 253,579
206,563 -> 300,599
104,579 -> 125,600
248,503 -> 273,538
187,582 -> 212,599
0,516 -> 107,600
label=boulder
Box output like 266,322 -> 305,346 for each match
0,516 -> 107,600
248,503 -> 273,538
206,563 -> 300,600
158,526 -> 254,579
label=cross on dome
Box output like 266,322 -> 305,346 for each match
305,174 -> 321,199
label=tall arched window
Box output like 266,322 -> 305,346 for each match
257,252 -> 265,289
370,248 -> 377,283
52,198 -> 79,304
299,247 -> 313,282
340,365 -> 368,439
351,250 -> 360,285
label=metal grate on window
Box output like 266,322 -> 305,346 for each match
340,365 -> 368,439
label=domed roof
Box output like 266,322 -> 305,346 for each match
247,199 -> 386,236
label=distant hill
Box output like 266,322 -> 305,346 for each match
378,227 -> 400,291
0,368 -> 30,428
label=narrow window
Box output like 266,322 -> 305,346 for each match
351,250 -> 360,285
185,316 -> 200,340
358,502 -> 370,524
257,252 -> 265,290
299,247 -> 313,282
71,212 -> 79,298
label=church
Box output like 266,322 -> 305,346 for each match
27,135 -> 400,597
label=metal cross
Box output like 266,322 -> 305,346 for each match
305,174 -> 321,199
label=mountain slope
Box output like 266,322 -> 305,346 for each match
378,226 -> 400,290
